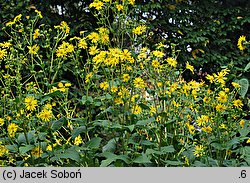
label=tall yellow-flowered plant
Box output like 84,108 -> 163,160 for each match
0,0 -> 249,167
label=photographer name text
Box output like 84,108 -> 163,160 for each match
2,169 -> 82,180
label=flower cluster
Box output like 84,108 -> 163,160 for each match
0,1 -> 249,167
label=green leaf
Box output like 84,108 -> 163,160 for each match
50,147 -> 80,162
244,62 -> 250,72
244,155 -> 250,165
161,145 -> 175,153
51,117 -> 66,131
100,157 -> 117,167
133,153 -> 151,164
86,137 -> 102,149
19,145 -> 35,155
125,125 -> 135,132
100,152 -> 129,167
211,142 -> 224,150
6,145 -> 19,153
17,131 -> 36,144
40,91 -> 63,103
193,161 -> 207,167
236,78 -> 249,98
100,152 -> 130,165
81,95 -> 93,105
146,146 -> 175,156
72,126 -> 86,139
226,137 -> 240,148
40,142 -> 48,151
94,101 -> 102,106
102,138 -> 117,153
105,93 -> 112,100
239,128 -> 250,137
93,120 -> 111,127
136,117 -> 155,126
38,132 -> 47,141
165,160 -> 183,166
146,149 -> 162,155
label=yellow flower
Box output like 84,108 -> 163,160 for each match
31,147 -> 43,157
246,138 -> 250,144
14,14 -> 22,22
129,0 -> 135,5
100,81 -> 109,90
151,60 -> 160,68
152,50 -> 164,58
89,0 -> 104,10
114,98 -> 124,105
214,71 -> 227,85
98,27 -> 109,35
58,82 -> 64,88
150,106 -> 157,115
215,103 -> 227,112
156,116 -> 161,123
74,135 -> 83,146
0,118 -> 4,126
116,4 -> 124,11
132,25 -> 147,35
201,126 -> 212,133
0,143 -> 8,157
56,41 -> 74,58
78,38 -> 88,49
232,82 -> 241,89
203,96 -> 210,103
27,44 -> 39,54
224,88 -> 230,93
89,46 -> 99,55
38,109 -> 53,122
134,77 -> 146,88
46,145 -> 52,151
186,61 -> 194,73
101,34 -> 109,44
24,96 -> 38,111
166,57 -> 177,67
157,82 -> 163,87
237,35 -> 246,51
0,42 -> 12,48
196,115 -> 209,127
111,86 -> 118,93
206,74 -> 214,83
0,49 -> 7,60
132,105 -> 142,115
216,91 -> 228,103
173,100 -> 181,107
87,32 -> 100,43
54,21 -> 70,34
35,10 -> 43,18
219,124 -> 227,129
85,72 -> 93,83
233,99 -> 243,108
131,94 -> 139,102
186,123 -> 195,135
6,116 -> 12,121
239,119 -> 245,128
65,82 -> 71,87
193,145 -> 205,157
45,103 -> 52,110
7,123 -> 18,137
122,73 -> 130,82
33,29 -> 40,40
126,65 -> 132,71
5,21 -> 15,26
